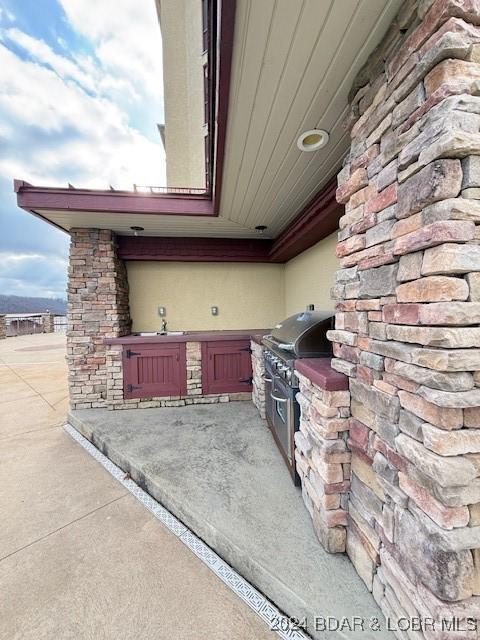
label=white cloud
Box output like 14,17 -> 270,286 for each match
59,0 -> 164,104
0,252 -> 68,298
0,42 -> 166,189
3,27 -> 141,104
3,28 -> 97,93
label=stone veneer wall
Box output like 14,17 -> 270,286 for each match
68,229 -> 131,409
0,315 -> 6,340
294,371 -> 351,553
251,341 -> 266,418
105,341 -> 251,410
324,0 -> 480,633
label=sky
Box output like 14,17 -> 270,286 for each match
0,0 -> 166,299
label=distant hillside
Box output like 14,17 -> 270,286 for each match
0,295 -> 67,314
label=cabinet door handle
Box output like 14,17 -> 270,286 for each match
270,392 -> 287,403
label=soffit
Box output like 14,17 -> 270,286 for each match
30,209 -> 268,238
218,0 -> 403,236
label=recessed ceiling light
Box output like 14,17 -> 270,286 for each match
130,225 -> 144,236
297,129 -> 329,152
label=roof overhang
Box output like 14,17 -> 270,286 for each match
14,181 -> 212,217
14,0 -> 402,251
114,177 -> 342,263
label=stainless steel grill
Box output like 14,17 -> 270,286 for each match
262,309 -> 333,361
261,309 -> 333,484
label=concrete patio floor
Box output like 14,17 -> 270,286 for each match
69,402 -> 388,639
0,334 -> 276,640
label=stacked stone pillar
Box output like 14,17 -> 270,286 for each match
67,229 -> 131,409
41,312 -> 55,333
294,369 -> 351,553
0,315 -> 6,340
251,341 -> 266,418
328,0 -> 480,634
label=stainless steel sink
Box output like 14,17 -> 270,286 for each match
136,331 -> 185,336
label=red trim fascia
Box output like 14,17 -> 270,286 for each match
269,178 -> 342,262
117,235 -> 272,262
15,176 -> 341,261
212,0 -> 236,213
15,183 -> 213,216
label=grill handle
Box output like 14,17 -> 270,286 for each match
277,343 -> 294,352
263,375 -> 273,382
270,392 -> 288,403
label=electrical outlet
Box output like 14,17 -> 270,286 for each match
158,306 -> 166,317
211,306 -> 219,316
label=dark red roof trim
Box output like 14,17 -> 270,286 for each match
14,181 -> 212,216
211,0 -> 236,212
117,235 -> 272,262
15,176 -> 341,263
269,178 -> 341,262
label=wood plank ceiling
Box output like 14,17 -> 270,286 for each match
220,0 -> 403,237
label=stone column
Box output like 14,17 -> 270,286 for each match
294,368 -> 351,553
0,315 -> 6,340
329,0 -> 480,631
41,312 -> 55,333
251,341 -> 266,418
67,229 -> 131,409
186,341 -> 202,397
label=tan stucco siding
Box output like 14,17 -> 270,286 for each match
157,0 -> 205,189
127,261 -> 285,332
284,233 -> 338,316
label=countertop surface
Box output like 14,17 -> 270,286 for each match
295,358 -> 348,391
105,329 -> 270,345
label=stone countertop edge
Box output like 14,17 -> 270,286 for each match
104,329 -> 270,345
295,358 -> 349,391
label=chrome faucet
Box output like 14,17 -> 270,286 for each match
161,318 -> 167,333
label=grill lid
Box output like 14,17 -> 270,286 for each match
264,309 -> 333,358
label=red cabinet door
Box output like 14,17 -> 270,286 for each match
123,343 -> 186,399
202,340 -> 252,394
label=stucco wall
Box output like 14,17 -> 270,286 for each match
127,261 -> 284,331
284,233 -> 338,316
156,0 -> 205,188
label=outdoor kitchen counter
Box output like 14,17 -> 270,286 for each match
104,329 -> 269,345
104,330 -> 271,407
295,358 -> 348,390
